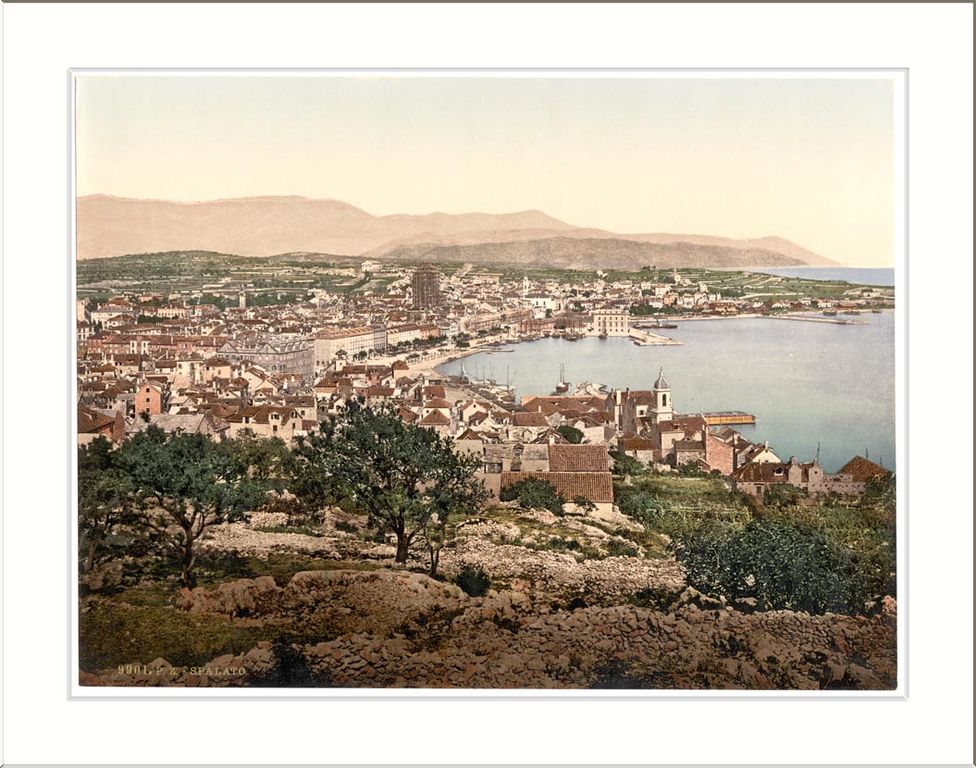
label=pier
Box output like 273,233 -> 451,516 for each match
767,315 -> 867,326
701,411 -> 756,426
627,328 -> 682,346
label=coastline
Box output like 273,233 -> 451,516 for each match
402,307 -> 895,379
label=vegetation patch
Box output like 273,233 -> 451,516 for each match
79,604 -> 271,670
454,565 -> 491,597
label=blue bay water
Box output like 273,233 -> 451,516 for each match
439,312 -> 896,474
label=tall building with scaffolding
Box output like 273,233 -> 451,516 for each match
411,265 -> 442,309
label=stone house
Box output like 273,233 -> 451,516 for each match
731,456 -> 890,500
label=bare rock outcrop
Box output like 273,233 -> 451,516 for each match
441,537 -> 684,604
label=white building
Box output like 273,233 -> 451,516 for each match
592,308 -> 630,336
313,326 -> 375,368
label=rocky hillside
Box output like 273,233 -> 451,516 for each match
78,505 -> 895,690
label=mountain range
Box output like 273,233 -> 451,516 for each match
76,194 -> 838,269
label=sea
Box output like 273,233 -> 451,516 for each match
439,310 -> 896,474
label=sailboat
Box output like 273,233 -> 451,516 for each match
553,363 -> 570,395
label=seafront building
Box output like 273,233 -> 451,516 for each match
592,308 -> 630,336
76,263 -> 893,507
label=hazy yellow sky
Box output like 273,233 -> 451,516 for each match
76,75 -> 895,266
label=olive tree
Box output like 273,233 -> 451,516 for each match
78,436 -> 135,574
292,401 -> 487,567
116,427 -> 268,587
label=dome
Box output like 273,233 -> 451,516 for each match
653,368 -> 670,390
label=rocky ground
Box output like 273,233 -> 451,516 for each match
79,504 -> 897,690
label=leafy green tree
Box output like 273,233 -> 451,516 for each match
609,451 -> 644,477
499,477 -> 566,516
224,432 -> 290,483
78,437 -> 135,574
556,425 -> 583,444
115,427 -> 269,587
292,402 -> 486,564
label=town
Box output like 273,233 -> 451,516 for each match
78,258 -> 893,507
76,257 -> 898,691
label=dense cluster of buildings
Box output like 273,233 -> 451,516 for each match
76,263 -> 891,510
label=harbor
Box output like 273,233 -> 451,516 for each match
437,312 -> 895,473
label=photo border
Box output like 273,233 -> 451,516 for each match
66,67 -> 908,702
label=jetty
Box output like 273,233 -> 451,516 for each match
701,411 -> 756,426
768,315 -> 867,326
628,328 -> 682,346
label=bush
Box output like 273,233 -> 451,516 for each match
675,461 -> 707,478
556,425 -> 583,444
454,565 -> 491,597
572,495 -> 596,512
763,483 -> 807,509
604,538 -> 639,558
499,478 -> 566,516
671,518 -> 873,615
628,585 -> 682,611
609,451 -> 645,477
615,487 -> 669,528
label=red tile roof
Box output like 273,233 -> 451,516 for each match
838,455 -> 892,482
731,462 -> 789,483
547,444 -> 610,472
620,437 -> 655,451
419,411 -> 451,426
512,412 -> 549,428
500,471 -> 613,504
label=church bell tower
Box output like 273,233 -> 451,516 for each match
649,368 -> 673,424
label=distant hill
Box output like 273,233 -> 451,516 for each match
76,194 -> 837,268
376,237 -> 813,271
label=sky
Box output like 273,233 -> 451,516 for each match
76,75 -> 895,266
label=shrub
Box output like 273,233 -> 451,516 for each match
628,585 -> 682,611
556,425 -> 583,444
572,495 -> 596,513
671,518 -> 873,615
615,487 -> 669,529
675,461 -> 707,478
604,538 -> 639,558
763,483 -> 807,509
609,451 -> 645,477
454,565 -> 491,597
499,478 -> 566,516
